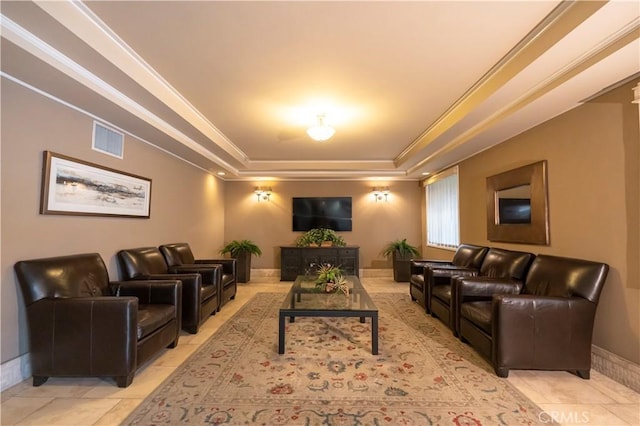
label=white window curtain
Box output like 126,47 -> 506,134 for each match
425,167 -> 460,249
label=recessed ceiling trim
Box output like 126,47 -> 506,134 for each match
247,160 -> 397,171
407,17 -> 640,176
33,0 -> 249,165
0,14 -> 240,175
1,71 -> 228,178
395,0 -> 607,167
234,169 -> 409,179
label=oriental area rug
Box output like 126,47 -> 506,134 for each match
124,293 -> 548,425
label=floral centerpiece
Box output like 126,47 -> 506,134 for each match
314,264 -> 350,296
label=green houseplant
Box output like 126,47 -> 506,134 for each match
382,239 -> 421,282
295,228 -> 346,247
220,240 -> 262,283
315,264 -> 349,296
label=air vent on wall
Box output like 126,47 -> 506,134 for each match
92,121 -> 124,158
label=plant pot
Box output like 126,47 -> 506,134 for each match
392,251 -> 413,282
234,251 -> 252,283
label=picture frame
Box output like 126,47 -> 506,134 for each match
486,160 -> 549,245
40,151 -> 152,218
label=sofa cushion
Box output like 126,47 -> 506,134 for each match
452,244 -> 489,268
137,304 -> 176,340
431,285 -> 451,304
479,248 -> 534,281
410,274 -> 424,289
221,273 -> 234,289
201,282 -> 218,301
460,301 -> 492,335
522,255 -> 608,302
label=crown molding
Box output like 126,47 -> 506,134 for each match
395,0 -> 607,168
33,0 -> 249,165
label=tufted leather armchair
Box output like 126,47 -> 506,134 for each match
160,243 -> 237,309
409,244 -> 488,313
432,248 -> 535,333
454,254 -> 609,378
117,247 -> 221,334
14,253 -> 181,387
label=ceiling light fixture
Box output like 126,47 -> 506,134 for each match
306,114 -> 335,141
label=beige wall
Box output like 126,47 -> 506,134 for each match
223,180 -> 423,270
3,72 -> 638,370
0,79 -> 226,363
424,79 -> 640,364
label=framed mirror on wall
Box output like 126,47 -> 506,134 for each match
486,160 -> 549,245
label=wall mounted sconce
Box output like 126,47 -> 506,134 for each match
254,186 -> 272,202
372,186 -> 390,202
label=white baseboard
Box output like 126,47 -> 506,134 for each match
1,353 -> 30,391
250,268 -> 280,278
360,268 -> 393,278
592,344 -> 640,393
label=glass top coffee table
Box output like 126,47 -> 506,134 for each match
278,275 -> 379,355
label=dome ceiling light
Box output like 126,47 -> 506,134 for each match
306,114 -> 335,142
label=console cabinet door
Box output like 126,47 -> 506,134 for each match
338,248 -> 358,276
280,248 -> 301,281
280,247 -> 359,280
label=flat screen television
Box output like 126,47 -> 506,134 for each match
292,197 -> 352,232
498,198 -> 531,224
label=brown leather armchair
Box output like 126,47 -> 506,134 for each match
160,243 -> 237,309
431,248 -> 535,333
454,254 -> 609,378
117,247 -> 221,334
14,253 -> 181,388
409,244 -> 488,312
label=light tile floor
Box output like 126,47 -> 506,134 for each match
1,277 -> 638,425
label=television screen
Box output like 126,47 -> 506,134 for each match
292,197 -> 352,231
498,198 -> 531,224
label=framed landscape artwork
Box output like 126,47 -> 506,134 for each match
40,151 -> 152,218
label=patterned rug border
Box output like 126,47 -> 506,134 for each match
125,292 -> 550,425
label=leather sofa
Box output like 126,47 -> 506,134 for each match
117,247 -> 221,334
454,254 -> 609,378
409,244 -> 488,312
160,243 -> 237,309
432,248 -> 535,334
14,253 -> 181,387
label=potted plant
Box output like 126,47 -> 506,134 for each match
220,239 -> 262,283
315,264 -> 349,296
382,239 -> 421,282
295,228 -> 346,247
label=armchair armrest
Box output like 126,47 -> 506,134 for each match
26,297 -> 138,375
110,280 -> 181,306
492,295 -> 597,372
412,259 -> 451,265
450,277 -> 521,337
133,273 -> 201,307
410,259 -> 451,275
456,277 -> 522,300
195,259 -> 236,276
428,265 -> 477,279
168,265 -> 221,288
